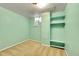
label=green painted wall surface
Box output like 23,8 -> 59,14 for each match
50,11 -> 65,43
29,12 -> 50,45
29,18 -> 41,42
50,24 -> 65,42
41,12 -> 50,45
0,7 -> 29,50
51,11 -> 65,18
65,4 -> 79,55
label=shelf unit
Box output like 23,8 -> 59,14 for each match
50,45 -> 64,49
50,11 -> 65,49
50,40 -> 65,49
50,11 -> 65,25
50,20 -> 65,24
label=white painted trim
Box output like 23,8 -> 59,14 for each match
28,39 -> 50,47
42,44 -> 50,47
0,39 -> 67,56
0,39 -> 43,52
0,40 -> 27,52
65,50 -> 68,56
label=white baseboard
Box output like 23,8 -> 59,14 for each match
0,40 -> 27,52
0,39 -> 68,56
0,39 -> 41,52
65,50 -> 68,56
39,43 -> 50,47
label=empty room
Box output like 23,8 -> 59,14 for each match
0,3 -> 79,56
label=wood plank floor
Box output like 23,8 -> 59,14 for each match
0,40 -> 66,56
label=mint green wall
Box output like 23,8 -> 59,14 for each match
29,12 -> 50,45
50,24 -> 65,42
29,18 -> 41,42
51,11 -> 65,18
41,12 -> 50,45
0,7 -> 29,50
65,4 -> 79,55
50,11 -> 65,43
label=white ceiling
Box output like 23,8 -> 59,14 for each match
0,3 -> 66,17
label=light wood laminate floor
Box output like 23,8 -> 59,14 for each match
0,40 -> 66,56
